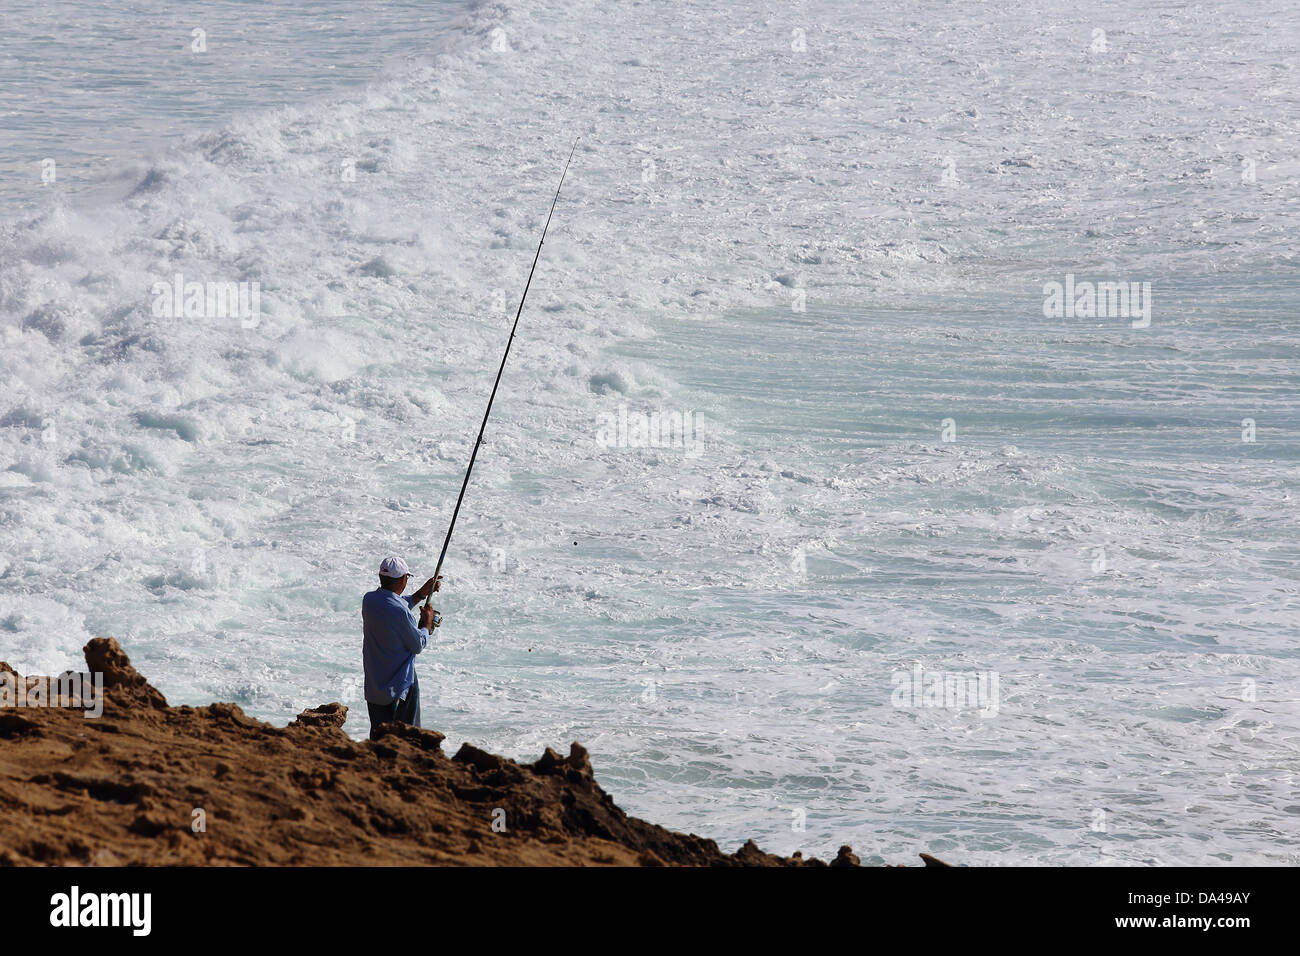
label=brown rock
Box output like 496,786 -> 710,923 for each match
0,639 -> 949,867
830,845 -> 861,867
565,742 -> 593,780
0,713 -> 42,739
291,702 -> 348,730
734,838 -> 785,866
370,721 -> 445,752
129,810 -> 173,837
453,742 -> 505,774
533,746 -> 565,774
920,852 -> 952,867
83,638 -> 168,710
196,702 -> 269,729
531,742 -> 594,785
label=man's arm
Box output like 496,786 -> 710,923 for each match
408,575 -> 442,605
397,605 -> 434,654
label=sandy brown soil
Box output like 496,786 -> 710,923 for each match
0,639 -> 949,866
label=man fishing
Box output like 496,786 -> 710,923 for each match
361,555 -> 441,740
357,145 -> 575,743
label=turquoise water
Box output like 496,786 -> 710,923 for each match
0,0 -> 466,208
2,0 -> 1297,865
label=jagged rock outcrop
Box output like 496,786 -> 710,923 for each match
0,641 -> 951,867
831,845 -> 861,867
291,702 -> 349,730
83,637 -> 168,710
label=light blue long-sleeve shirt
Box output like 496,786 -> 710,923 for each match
362,588 -> 431,705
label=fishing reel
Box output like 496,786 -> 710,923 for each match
420,599 -> 442,630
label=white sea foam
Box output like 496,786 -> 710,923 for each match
1,0 -> 1298,865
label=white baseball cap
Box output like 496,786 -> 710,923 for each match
379,555 -> 410,579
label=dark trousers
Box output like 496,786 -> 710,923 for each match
367,676 -> 420,741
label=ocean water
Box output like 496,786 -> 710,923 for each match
1,0 -> 1298,866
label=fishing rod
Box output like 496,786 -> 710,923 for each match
425,138 -> 579,612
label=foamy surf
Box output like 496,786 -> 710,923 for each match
2,0 -> 1298,865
